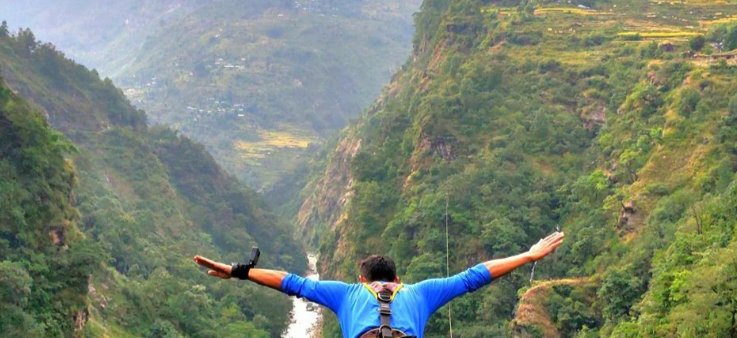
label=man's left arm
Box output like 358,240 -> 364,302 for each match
414,231 -> 564,314
483,231 -> 564,279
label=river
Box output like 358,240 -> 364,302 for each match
283,253 -> 322,338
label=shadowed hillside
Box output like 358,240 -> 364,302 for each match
0,26 -> 306,338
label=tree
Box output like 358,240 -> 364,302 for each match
689,35 -> 706,51
728,93 -> 737,123
676,87 -> 700,117
598,268 -> 645,321
221,322 -> 269,338
15,29 -> 38,56
0,261 -> 32,305
0,21 -> 8,38
146,320 -> 184,338
725,24 -> 737,51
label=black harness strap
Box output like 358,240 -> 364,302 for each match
357,284 -> 416,338
378,289 -> 394,338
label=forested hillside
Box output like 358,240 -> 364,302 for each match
115,0 -> 421,188
0,0 -> 421,189
0,25 -> 305,338
290,0 -> 737,337
0,76 -> 97,337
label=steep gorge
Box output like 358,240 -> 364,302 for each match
0,0 -> 422,189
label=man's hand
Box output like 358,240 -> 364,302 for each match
194,255 -> 287,290
527,231 -> 565,262
484,231 -> 565,279
194,255 -> 232,279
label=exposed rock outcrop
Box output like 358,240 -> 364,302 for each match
296,134 -> 361,246
72,308 -> 89,334
512,278 -> 593,338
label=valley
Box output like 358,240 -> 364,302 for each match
4,0 -> 737,338
0,0 -> 422,189
0,28 -> 305,338
115,1 -> 420,189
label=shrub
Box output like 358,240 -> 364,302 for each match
728,94 -> 737,123
621,33 -> 642,41
582,33 -> 607,47
676,87 -> 701,117
689,35 -> 706,51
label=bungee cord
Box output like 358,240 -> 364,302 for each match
445,193 -> 454,338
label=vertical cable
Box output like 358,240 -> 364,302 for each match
445,193 -> 454,338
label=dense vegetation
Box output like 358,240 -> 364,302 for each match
113,0 -> 420,188
7,0 -> 737,337
0,76 -> 99,337
287,0 -> 737,337
0,0 -> 421,189
0,26 -> 306,338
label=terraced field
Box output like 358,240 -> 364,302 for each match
481,0 -> 737,69
455,1 -> 737,335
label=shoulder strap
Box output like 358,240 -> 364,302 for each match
362,282 -> 403,301
378,289 -> 393,338
361,283 -> 406,338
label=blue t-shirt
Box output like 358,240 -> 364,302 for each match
280,263 -> 492,338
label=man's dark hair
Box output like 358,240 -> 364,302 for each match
359,255 -> 397,282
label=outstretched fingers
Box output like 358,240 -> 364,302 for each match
194,255 -> 217,269
528,232 -> 565,261
544,232 -> 565,252
208,270 -> 232,279
194,255 -> 229,274
542,231 -> 564,246
194,255 -> 234,279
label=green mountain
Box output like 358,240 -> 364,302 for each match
0,0 -> 421,189
0,25 -> 305,338
0,0 -> 201,73
0,73 -> 95,338
113,0 -> 421,188
290,0 -> 737,337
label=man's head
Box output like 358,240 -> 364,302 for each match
359,255 -> 399,283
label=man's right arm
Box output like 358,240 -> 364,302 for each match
193,255 -> 287,289
280,274 -> 350,313
193,255 -> 349,312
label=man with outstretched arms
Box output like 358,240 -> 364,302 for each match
194,231 -> 564,338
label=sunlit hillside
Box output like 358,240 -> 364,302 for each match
287,0 -> 737,337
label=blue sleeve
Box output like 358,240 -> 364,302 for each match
414,263 -> 492,314
280,274 -> 350,313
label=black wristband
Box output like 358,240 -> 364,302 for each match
231,263 -> 251,280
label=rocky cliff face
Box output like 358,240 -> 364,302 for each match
296,133 -> 361,246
